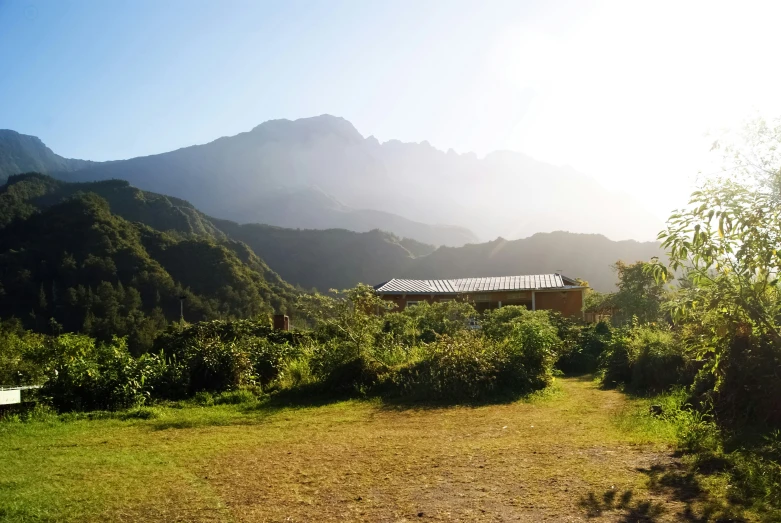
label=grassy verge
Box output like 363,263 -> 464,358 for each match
613,388 -> 781,523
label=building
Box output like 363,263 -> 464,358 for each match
374,274 -> 585,318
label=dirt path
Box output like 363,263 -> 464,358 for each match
201,377 -> 690,522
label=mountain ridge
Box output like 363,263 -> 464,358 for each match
1,173 -> 662,293
0,115 -> 662,244
0,129 -> 96,181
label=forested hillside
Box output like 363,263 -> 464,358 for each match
1,174 -> 661,294
0,175 -> 297,353
220,223 -> 662,292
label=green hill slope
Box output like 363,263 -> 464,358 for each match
0,176 -> 297,353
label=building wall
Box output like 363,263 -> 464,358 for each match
380,289 -> 583,318
534,289 -> 584,318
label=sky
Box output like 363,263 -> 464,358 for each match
2,0 -> 781,220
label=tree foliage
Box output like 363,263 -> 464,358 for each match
648,117 -> 781,425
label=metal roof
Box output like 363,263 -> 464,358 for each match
374,274 -> 582,294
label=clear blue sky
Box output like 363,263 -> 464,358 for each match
2,0 -> 780,218
1,0 -> 570,160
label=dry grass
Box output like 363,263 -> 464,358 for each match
0,377 -> 746,522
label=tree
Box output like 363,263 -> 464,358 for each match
610,261 -> 666,324
649,117 -> 781,401
653,179 -> 781,342
296,284 -> 394,353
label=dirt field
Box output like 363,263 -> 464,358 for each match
1,377 -> 738,522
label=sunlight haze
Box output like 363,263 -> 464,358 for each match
2,0 -> 780,224
4,3 -> 781,519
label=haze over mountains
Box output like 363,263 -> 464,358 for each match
1,173 -> 662,293
1,116 -> 663,245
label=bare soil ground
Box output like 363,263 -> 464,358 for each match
2,377 -> 739,522
199,377 -> 686,522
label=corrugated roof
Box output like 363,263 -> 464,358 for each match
375,274 -> 582,294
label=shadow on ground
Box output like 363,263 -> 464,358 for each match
579,488 -> 665,522
578,459 -> 749,522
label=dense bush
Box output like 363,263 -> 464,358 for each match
599,323 -> 690,393
154,320 -> 301,397
392,320 -> 558,402
154,319 -> 302,353
41,335 -> 164,411
696,332 -> 781,428
401,301 -> 476,342
502,313 -> 560,390
7,289 -> 562,410
556,321 -> 612,374
481,305 -> 532,341
394,332 -> 503,400
0,320 -> 48,386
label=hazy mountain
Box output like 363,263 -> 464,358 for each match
213,221 -> 422,292
1,124 -> 478,245
401,232 -> 663,293
6,115 -> 662,244
219,223 -> 661,293
2,174 -> 660,293
221,185 -> 477,246
0,130 -> 95,182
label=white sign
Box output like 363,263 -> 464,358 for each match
0,389 -> 21,405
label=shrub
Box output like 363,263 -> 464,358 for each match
41,335 -> 162,412
154,319 -> 302,352
306,338 -> 360,381
323,356 -> 390,394
704,332 -> 781,428
394,332 -> 502,400
629,326 -> 686,393
501,314 -> 561,390
0,320 -> 49,386
277,356 -> 315,389
160,335 -> 252,397
728,433 -> 781,512
393,327 -> 557,402
599,323 -> 689,393
379,311 -> 419,348
556,321 -> 612,374
402,301 -> 477,342
481,306 -> 531,341
244,337 -> 298,387
599,334 -> 633,388
154,320 -> 300,397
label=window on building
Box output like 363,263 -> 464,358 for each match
406,300 -> 421,307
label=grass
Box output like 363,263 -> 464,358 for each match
0,377 -> 762,522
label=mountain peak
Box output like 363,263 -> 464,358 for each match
250,114 -> 363,143
0,129 -> 44,144
0,130 -> 95,181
